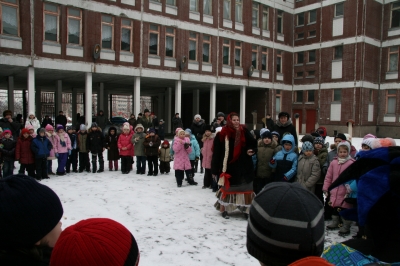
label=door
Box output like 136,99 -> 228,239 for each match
306,109 -> 317,134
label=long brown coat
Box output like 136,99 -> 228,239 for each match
296,154 -> 321,193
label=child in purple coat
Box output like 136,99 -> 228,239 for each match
173,129 -> 198,187
54,125 -> 71,176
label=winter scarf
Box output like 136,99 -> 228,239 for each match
338,155 -> 351,164
58,133 -> 66,147
218,113 -> 245,163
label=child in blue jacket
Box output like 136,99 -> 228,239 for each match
31,128 -> 53,180
185,129 -> 200,178
269,133 -> 298,182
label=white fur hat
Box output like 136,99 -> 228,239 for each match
122,122 -> 130,131
194,114 -> 201,120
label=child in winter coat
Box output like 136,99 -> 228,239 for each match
269,134 -> 298,182
15,128 -> 35,178
297,141 -> 321,193
31,128 -> 52,180
66,126 -> 78,173
158,119 -> 165,141
254,130 -> 277,194
77,124 -> 90,172
45,124 -> 59,175
173,129 -> 197,187
25,124 -> 37,138
185,129 -> 200,178
54,125 -> 71,176
132,124 -> 146,174
159,140 -> 171,174
0,129 -> 16,178
143,128 -> 161,176
313,137 -> 328,203
201,125 -> 214,189
271,131 -> 282,152
323,140 -> 356,236
105,126 -> 120,171
87,122 -> 105,173
118,123 -> 133,174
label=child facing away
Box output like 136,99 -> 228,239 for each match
269,133 -> 298,182
143,128 -> 161,176
173,129 -> 197,187
254,129 -> 277,194
0,129 -> 16,178
185,128 -> 200,178
105,126 -> 120,171
118,123 -> 133,174
159,140 -> 171,174
54,125 -> 71,176
296,141 -> 321,193
87,122 -> 105,173
45,124 -> 59,175
77,124 -> 90,173
31,128 -> 52,180
323,140 -> 356,236
201,125 -> 214,189
15,128 -> 35,178
66,126 -> 78,173
131,124 -> 146,174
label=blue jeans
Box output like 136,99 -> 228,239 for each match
136,156 -> 147,173
3,160 -> 14,178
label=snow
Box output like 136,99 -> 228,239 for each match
32,136 -> 400,265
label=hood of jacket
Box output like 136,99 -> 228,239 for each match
108,126 -> 117,136
281,134 -> 296,154
276,118 -> 293,128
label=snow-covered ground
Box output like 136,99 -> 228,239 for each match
31,136 -> 400,265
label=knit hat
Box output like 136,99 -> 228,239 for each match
314,137 -> 325,145
26,124 -> 34,131
159,119 -> 164,122
184,128 -> 192,135
260,129 -> 272,139
66,126 -> 73,131
247,182 -> 324,265
50,218 -> 140,266
361,138 -> 374,149
194,114 -> 201,120
45,124 -> 54,131
21,128 -> 30,135
216,112 -> 225,118
337,140 -> 350,152
2,129 -> 12,136
177,129 -> 186,136
37,128 -> 46,134
302,141 -> 314,152
91,122 -> 98,128
56,125 -> 64,132
278,111 -> 290,119
144,109 -> 150,113
310,132 -> 321,139
162,140 -> 169,146
271,131 -> 280,138
134,124 -> 144,132
80,124 -> 86,131
363,133 -> 376,140
204,124 -> 212,132
335,133 -> 347,141
175,127 -> 183,134
123,123 -> 130,131
301,134 -> 314,143
148,128 -> 156,134
215,127 -> 223,133
3,109 -> 12,117
0,175 -> 63,248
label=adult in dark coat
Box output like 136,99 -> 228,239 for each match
158,119 -> 165,140
211,112 -> 227,132
172,113 -> 183,133
128,114 -> 137,127
55,111 -> 67,129
0,110 -> 21,139
190,114 -> 206,173
95,110 -> 109,130
41,115 -> 54,129
137,109 -> 153,132
261,114 -> 275,130
86,123 -> 105,173
151,113 -> 159,133
272,111 -> 298,147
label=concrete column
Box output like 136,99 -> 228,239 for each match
209,83 -> 216,124
72,88 -> 77,126
98,82 -> 104,112
192,89 -> 199,117
85,73 -> 92,126
166,87 -> 172,133
240,86 -> 246,123
8,76 -> 14,112
175,80 -> 182,116
27,68 -> 36,115
56,80 -> 62,113
133,77 -> 141,116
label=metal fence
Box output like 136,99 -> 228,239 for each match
0,89 -> 28,118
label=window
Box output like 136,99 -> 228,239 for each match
297,32 -> 304,39
309,30 -> 316,37
44,3 -> 59,42
235,0 -> 242,23
308,70 -> 315,76
262,6 -> 268,30
276,90 -> 281,113
389,46 -> 399,72
252,3 -> 259,27
234,41 -> 241,67
252,45 -> 258,69
203,35 -> 211,63
296,91 -> 303,102
309,9 -> 317,23
333,89 -> 341,102
335,3 -> 344,17
386,89 -> 397,114
391,3 -> 400,28
297,12 -> 304,26
166,0 -> 176,5
296,72 -> 303,78
334,46 -> 343,60
297,52 -> 304,64
309,50 -> 316,62
149,24 -> 159,55
165,27 -> 175,57
101,15 -> 114,49
307,90 -> 315,102
276,50 -> 282,73
223,0 -> 231,20
1,0 -> 19,36
190,0 -> 198,12
121,19 -> 132,52
261,47 -> 267,71
277,10 -> 283,34
223,39 -> 230,65
189,32 -> 198,61
67,8 -> 81,45
204,0 -> 212,15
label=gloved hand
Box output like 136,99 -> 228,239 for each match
283,176 -> 288,181
195,157 -> 199,161
270,158 -> 276,164
184,143 -> 191,149
68,150 -> 71,155
55,153 -> 59,158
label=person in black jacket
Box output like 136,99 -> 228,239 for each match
86,123 -> 105,173
41,115 -> 54,129
261,114 -> 275,130
272,111 -> 299,147
172,113 -> 183,133
190,114 -> 206,173
0,110 -> 21,140
211,112 -> 227,132
66,126 -> 78,173
0,129 -> 17,178
55,111 -> 67,130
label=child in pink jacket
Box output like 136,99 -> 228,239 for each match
45,124 -> 59,175
201,125 -> 214,189
118,123 -> 133,174
323,140 -> 355,236
173,129 -> 197,187
54,125 -> 71,175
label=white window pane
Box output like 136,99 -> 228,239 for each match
166,0 -> 175,5
45,14 -> 58,41
69,8 -> 80,17
252,9 -> 258,27
203,43 -> 210,62
68,18 -> 80,44
2,5 -> 18,36
276,97 -> 281,113
102,15 -> 112,23
388,97 -> 396,114
390,53 -> 398,71
204,0 -> 212,15
223,0 -> 230,19
166,36 -> 174,57
102,25 -> 112,49
121,28 -> 131,51
262,12 -> 268,30
45,3 -> 57,12
190,0 -> 197,11
235,2 -> 242,23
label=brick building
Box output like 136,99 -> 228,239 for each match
0,0 -> 399,136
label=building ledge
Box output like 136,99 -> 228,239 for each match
0,34 -> 22,49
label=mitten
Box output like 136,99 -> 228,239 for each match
270,158 -> 276,164
184,143 -> 190,149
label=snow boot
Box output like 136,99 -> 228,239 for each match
200,167 -> 204,174
326,215 -> 340,230
187,174 -> 198,185
222,211 -> 229,219
338,218 -> 352,236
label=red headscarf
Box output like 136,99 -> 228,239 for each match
218,112 -> 246,163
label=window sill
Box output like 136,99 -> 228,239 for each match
164,57 -> 176,67
203,14 -> 213,24
236,22 -> 244,31
333,15 -> 344,20
305,102 -> 315,104
306,75 -> 315,78
307,36 -> 317,39
43,42 -> 61,55
149,1 -> 162,12
148,55 -> 161,66
121,0 -> 135,5
332,59 -> 343,62
306,62 -> 316,65
189,11 -> 200,21
294,77 -> 303,80
296,24 -> 304,28
202,62 -> 212,72
222,65 -> 231,74
294,63 -> 304,67
223,19 -> 232,28
120,51 -> 134,63
166,5 -> 177,15
308,22 -> 316,25
234,67 -> 243,75
188,61 -> 199,70
0,34 -> 22,49
295,38 -> 304,41
66,44 -> 83,57
101,49 -> 116,61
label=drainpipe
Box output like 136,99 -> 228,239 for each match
376,2 -> 385,136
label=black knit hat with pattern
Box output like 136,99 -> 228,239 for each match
246,182 -> 324,265
0,175 -> 63,248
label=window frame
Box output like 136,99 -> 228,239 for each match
43,2 -> 60,42
235,0 -> 242,23
334,45 -> 343,60
1,0 -> 19,36
297,12 -> 304,26
277,10 -> 283,34
333,89 -> 342,102
223,0 -> 231,20
262,6 -> 268,31
307,90 -> 315,102
388,46 -> 399,72
386,89 -> 397,114
309,9 -> 317,24
307,70 -> 315,77
297,51 -> 304,64
67,8 -> 82,45
335,3 -> 344,17
165,26 -> 175,58
202,34 -> 211,63
121,18 -> 133,52
223,39 -> 230,65
391,3 -> 400,28
252,2 -> 259,28
252,45 -> 258,69
234,41 -> 242,67
261,47 -> 268,71
308,30 -> 316,38
308,50 -> 316,63
190,0 -> 198,12
369,89 -> 373,102
203,0 -> 212,15
189,31 -> 198,61
101,15 -> 114,50
149,24 -> 160,56
276,50 -> 282,73
295,91 -> 303,102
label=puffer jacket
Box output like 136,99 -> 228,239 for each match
0,137 -> 16,161
201,133 -> 214,169
87,128 -> 104,154
105,127 -> 120,160
296,154 -> 321,193
77,132 -> 88,152
256,139 -> 277,178
54,132 -> 71,154
132,131 -> 146,157
46,132 -> 59,160
15,136 -> 35,164
31,134 -> 52,159
269,134 -> 298,181
159,142 -> 171,162
187,134 -> 200,160
173,136 -> 192,170
143,134 -> 161,156
323,156 -> 355,209
25,117 -> 41,132
118,131 -> 133,156
314,146 -> 328,183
